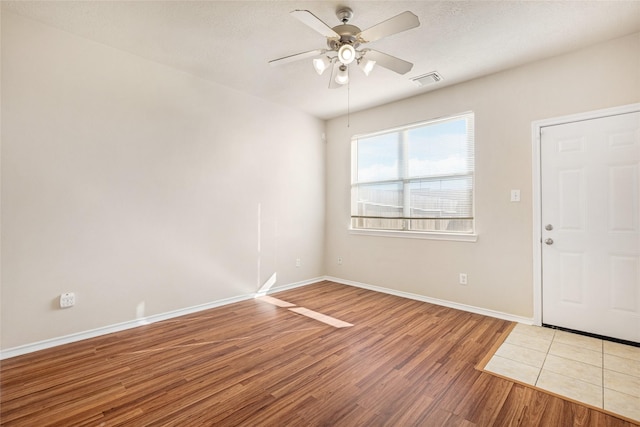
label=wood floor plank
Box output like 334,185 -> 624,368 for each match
454,372 -> 514,425
1,280 -> 637,426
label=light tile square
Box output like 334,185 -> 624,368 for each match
542,354 -> 602,387
495,342 -> 547,368
504,330 -> 553,353
604,353 -> 640,378
553,330 -> 602,352
549,341 -> 602,367
536,370 -> 602,408
512,323 -> 556,341
604,388 -> 640,422
604,369 -> 640,398
603,341 -> 640,362
484,355 -> 540,385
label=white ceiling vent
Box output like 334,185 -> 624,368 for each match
411,71 -> 443,87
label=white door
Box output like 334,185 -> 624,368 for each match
541,111 -> 640,343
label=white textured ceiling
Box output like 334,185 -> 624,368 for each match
3,1 -> 640,119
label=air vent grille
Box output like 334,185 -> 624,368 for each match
411,71 -> 443,87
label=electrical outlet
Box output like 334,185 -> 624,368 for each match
510,189 -> 521,202
338,257 -> 343,265
60,292 -> 75,308
296,258 -> 301,268
459,273 -> 468,285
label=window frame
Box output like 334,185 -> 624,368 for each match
349,112 -> 477,242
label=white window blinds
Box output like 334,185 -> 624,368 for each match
351,112 -> 475,233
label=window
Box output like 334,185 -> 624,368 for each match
351,112 -> 475,236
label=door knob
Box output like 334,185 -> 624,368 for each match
544,238 -> 554,245
545,224 -> 553,231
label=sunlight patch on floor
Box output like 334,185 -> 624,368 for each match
256,295 -> 353,328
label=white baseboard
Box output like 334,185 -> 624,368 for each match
0,292 -> 261,360
1,276 -> 321,360
261,276 -> 325,295
1,275 -> 529,360
324,276 -> 534,325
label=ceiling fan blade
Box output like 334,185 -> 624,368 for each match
269,49 -> 324,66
291,10 -> 340,39
364,50 -> 414,75
357,11 -> 420,43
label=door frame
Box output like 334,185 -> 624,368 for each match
531,102 -> 640,327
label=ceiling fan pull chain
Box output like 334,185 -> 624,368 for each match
347,78 -> 350,128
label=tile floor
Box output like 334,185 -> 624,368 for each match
484,323 -> 640,423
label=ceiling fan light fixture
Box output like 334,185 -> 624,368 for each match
337,44 -> 356,65
335,65 -> 349,85
358,58 -> 376,76
313,56 -> 331,75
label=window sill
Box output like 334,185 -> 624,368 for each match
349,228 -> 478,242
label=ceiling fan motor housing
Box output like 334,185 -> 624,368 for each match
327,24 -> 361,50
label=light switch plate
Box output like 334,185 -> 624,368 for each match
510,189 -> 521,202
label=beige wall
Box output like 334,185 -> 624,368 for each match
2,8 -> 639,352
325,32 -> 640,319
1,12 -> 325,349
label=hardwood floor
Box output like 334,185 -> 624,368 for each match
1,281 -> 637,426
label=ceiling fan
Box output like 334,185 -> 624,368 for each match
269,7 -> 420,88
